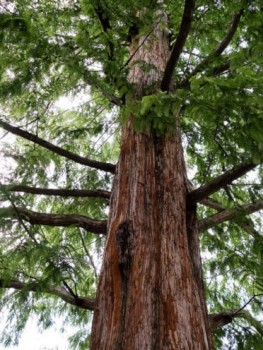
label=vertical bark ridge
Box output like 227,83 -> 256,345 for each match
127,9 -> 170,92
92,126 -> 211,349
91,8 -> 212,349
186,207 -> 205,292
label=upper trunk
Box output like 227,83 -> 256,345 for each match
91,11 -> 212,349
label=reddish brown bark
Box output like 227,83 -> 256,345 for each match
91,12 -> 212,349
91,126 -> 211,349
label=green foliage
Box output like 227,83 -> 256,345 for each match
137,93 -> 180,135
121,92 -> 183,135
0,0 -> 262,349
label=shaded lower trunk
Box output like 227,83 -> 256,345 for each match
91,124 -> 212,349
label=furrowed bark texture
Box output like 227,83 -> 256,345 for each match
91,14 -> 211,350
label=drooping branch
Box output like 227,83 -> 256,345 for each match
0,119 -> 116,173
199,199 -> 263,231
0,279 -> 95,310
188,162 -> 256,205
0,206 -> 107,234
3,184 -> 111,199
178,10 -> 243,89
161,0 -> 195,91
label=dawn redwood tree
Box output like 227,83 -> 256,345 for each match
0,0 -> 262,349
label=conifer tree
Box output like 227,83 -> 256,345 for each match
0,1 -> 262,349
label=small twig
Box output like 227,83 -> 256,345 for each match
177,10 -> 243,89
63,280 -> 77,298
124,18 -> 162,68
233,294 -> 263,316
78,229 -> 98,279
0,183 -> 39,244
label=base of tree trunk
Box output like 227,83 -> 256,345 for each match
91,126 -> 212,349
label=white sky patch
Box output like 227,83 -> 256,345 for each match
54,88 -> 91,110
0,315 -> 74,350
55,96 -> 80,110
0,131 -> 17,184
0,96 -> 91,348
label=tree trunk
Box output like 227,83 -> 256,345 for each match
91,14 -> 212,349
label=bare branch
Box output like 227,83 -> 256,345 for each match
0,279 -> 95,310
161,0 -> 195,91
0,206 -> 107,234
209,294 -> 263,334
78,228 -> 98,279
188,162 -> 256,205
0,119 -> 115,173
3,184 -> 111,199
199,199 -> 263,231
178,10 -> 243,89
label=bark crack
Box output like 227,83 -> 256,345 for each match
116,220 -> 135,287
115,220 -> 135,348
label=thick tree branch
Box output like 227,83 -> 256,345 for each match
178,10 -> 243,89
161,0 -> 195,91
0,279 -> 95,310
209,310 -> 263,334
209,294 -> 263,334
188,162 -> 256,205
0,119 -> 115,173
200,197 -> 259,236
187,180 -> 225,211
188,180 -> 260,235
0,206 -> 107,234
199,199 -> 263,231
209,310 -> 239,333
3,184 -> 111,199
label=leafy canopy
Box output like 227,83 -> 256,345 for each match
0,0 -> 262,349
